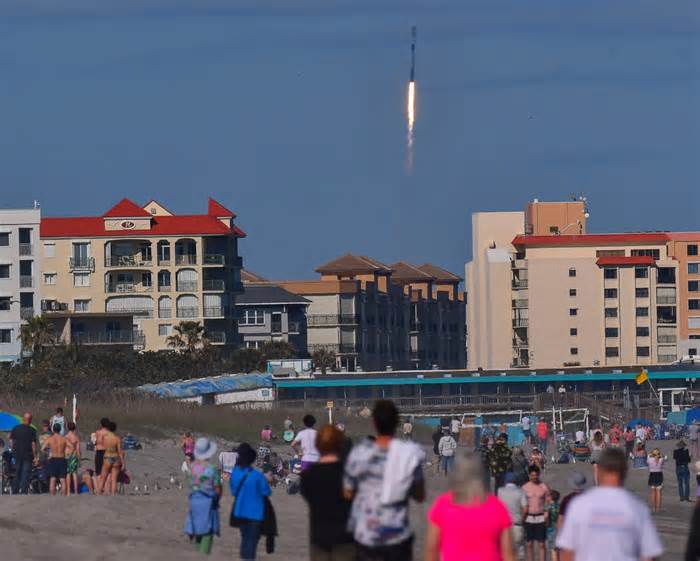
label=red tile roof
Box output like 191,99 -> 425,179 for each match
390,261 -> 435,282
103,198 -> 152,218
208,197 -> 236,218
596,256 -> 656,267
417,263 -> 463,282
316,253 -> 392,274
513,233 -> 670,247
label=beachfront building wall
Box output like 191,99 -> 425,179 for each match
0,207 -> 41,362
667,234 -> 700,358
38,197 -> 245,352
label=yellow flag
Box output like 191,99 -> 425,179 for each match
635,369 -> 649,385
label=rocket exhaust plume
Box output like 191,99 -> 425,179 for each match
406,26 -> 417,174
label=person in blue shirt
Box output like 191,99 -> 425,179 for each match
229,443 -> 271,560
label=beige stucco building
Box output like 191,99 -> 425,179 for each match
466,200 -> 693,370
39,197 -> 245,351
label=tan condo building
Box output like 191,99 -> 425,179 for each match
39,197 -> 245,351
466,200 -> 698,370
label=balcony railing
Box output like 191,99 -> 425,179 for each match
175,254 -> 197,265
72,331 -> 145,345
19,276 -> 33,288
158,308 -> 173,319
176,281 -> 198,292
207,331 -> 226,344
104,283 -> 153,294
158,284 -> 172,292
308,343 -> 357,354
512,298 -> 528,308
512,339 -> 529,348
307,314 -> 358,327
656,296 -> 676,305
106,307 -> 153,318
203,306 -> 226,318
20,307 -> 34,320
203,254 -> 225,266
105,255 -> 152,268
69,257 -> 95,272
202,279 -> 225,291
176,307 -> 199,319
657,317 -> 677,325
512,279 -> 528,289
657,335 -> 677,344
19,243 -> 33,256
157,258 -> 171,266
658,354 -> 677,363
512,318 -> 529,328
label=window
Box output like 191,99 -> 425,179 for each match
603,268 -> 618,279
0,329 -> 12,343
657,267 -> 676,284
605,347 -> 619,357
43,242 -> 55,258
635,287 -> 649,298
596,250 -> 625,257
74,299 -> 91,312
549,226 -> 559,234
605,308 -> 618,318
570,347 -> 578,355
142,272 -> 152,288
245,340 -> 262,349
689,263 -> 699,275
0,297 -> 10,311
240,309 -> 264,325
569,308 -> 578,316
635,267 -> 649,279
0,264 -> 10,278
568,268 -> 577,277
688,244 -> 698,256
689,281 -> 699,293
636,307 -> 649,317
631,249 -> 661,259
637,346 -> 650,357
73,272 -> 90,287
158,324 -> 172,336
604,288 -> 618,299
605,327 -> 619,338
0,233 -> 9,247
636,326 -> 650,337
570,328 -> 578,336
689,348 -> 698,356
690,300 -> 700,311
44,273 -> 57,285
569,289 -> 577,297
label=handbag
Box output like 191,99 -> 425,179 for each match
229,470 -> 251,528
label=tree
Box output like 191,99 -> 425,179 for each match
312,348 -> 336,375
260,340 -> 296,361
167,321 -> 206,354
228,348 -> 266,373
18,315 -> 54,358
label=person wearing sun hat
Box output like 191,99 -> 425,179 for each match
184,437 -> 222,555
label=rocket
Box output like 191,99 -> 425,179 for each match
410,25 -> 416,82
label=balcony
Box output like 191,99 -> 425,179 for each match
511,259 -> 527,270
658,353 -> 677,363
307,314 -> 358,327
512,279 -> 528,289
512,298 -> 528,308
157,258 -> 171,266
512,339 -> 528,349
72,330 -> 145,346
512,318 -> 529,328
175,254 -> 197,266
202,279 -> 225,291
176,281 -> 198,292
207,331 -> 226,344
657,334 -> 677,344
656,296 -> 676,305
104,283 -> 153,294
69,257 -> 96,272
308,343 -> 357,355
203,254 -> 225,266
19,276 -> 33,288
19,243 -> 33,256
20,307 -> 34,320
203,306 -> 226,318
105,255 -> 152,268
158,284 -> 172,292
176,307 -> 199,319
158,308 -> 173,319
511,358 -> 529,368
106,307 -> 153,318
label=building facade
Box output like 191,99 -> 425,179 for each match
466,199 -> 692,370
0,207 -> 41,362
39,197 -> 245,352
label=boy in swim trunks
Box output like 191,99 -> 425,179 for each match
65,421 -> 81,496
42,423 -> 68,496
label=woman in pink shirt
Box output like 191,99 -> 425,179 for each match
425,450 -> 515,561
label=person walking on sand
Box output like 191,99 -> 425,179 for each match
522,465 -> 550,561
498,472 -> 527,558
425,451 -> 515,561
49,407 -> 66,436
521,415 -> 532,446
589,431 -> 606,485
184,437 -> 222,555
301,425 -> 353,561
491,433 -> 513,492
647,448 -> 666,513
182,432 -> 195,464
689,420 -> 700,459
674,440 -> 692,502
94,417 -> 110,484
535,419 -> 549,455
556,448 -> 663,561
344,400 -> 425,561
98,421 -> 125,496
42,423 -> 68,496
438,429 -> 458,476
65,422 -> 81,496
9,412 -> 37,495
229,443 -> 271,561
292,415 -> 320,471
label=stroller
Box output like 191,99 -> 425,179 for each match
1,450 -> 47,494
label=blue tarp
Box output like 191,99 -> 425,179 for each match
666,411 -> 688,426
687,408 -> 700,425
139,373 -> 272,399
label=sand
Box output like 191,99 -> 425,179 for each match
0,438 -> 694,561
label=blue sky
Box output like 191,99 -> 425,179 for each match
1,0 -> 698,280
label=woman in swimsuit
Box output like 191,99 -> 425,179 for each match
97,421 -> 125,496
65,422 -> 81,496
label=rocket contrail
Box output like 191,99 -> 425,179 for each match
406,26 -> 417,174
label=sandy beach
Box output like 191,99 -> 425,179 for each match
0,437 -> 694,561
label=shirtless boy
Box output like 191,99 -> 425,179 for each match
65,422 -> 81,496
42,424 -> 68,496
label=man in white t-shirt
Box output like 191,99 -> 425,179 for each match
291,414 -> 320,471
556,447 -> 663,561
521,416 -> 532,445
450,417 -> 461,440
635,423 -> 647,443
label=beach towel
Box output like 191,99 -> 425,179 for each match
380,439 -> 424,505
184,491 -> 220,537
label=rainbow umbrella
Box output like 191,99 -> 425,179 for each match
0,412 -> 23,432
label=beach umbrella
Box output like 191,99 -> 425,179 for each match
0,412 -> 23,432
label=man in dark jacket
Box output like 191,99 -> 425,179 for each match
490,433 -> 513,492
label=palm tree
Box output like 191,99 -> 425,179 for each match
312,348 -> 336,375
167,321 -> 207,354
18,315 -> 54,358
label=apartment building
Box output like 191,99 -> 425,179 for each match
39,197 -> 245,352
466,199 -> 689,370
0,208 -> 41,362
236,282 -> 310,353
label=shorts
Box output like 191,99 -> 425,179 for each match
648,472 -> 663,488
355,537 -> 413,561
48,458 -> 68,479
524,522 -> 546,542
546,527 -> 557,549
95,450 -> 105,474
67,453 -> 79,475
523,429 -> 531,438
